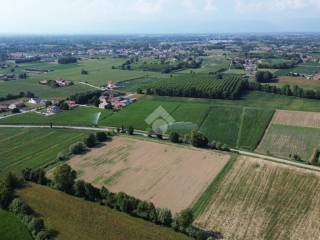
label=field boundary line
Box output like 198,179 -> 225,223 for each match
255,110 -> 275,152
191,154 -> 238,218
236,107 -> 246,148
231,149 -> 320,172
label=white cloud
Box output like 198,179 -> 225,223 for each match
234,0 -> 319,13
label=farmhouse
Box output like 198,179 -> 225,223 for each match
29,97 -> 42,104
8,102 -> 25,110
0,104 -> 9,112
47,105 -> 60,114
313,74 -> 320,81
98,94 -> 136,110
65,101 -> 77,109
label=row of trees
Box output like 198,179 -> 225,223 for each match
68,90 -> 102,104
169,131 -> 230,152
248,81 -> 320,100
57,132 -> 110,161
0,173 -> 53,240
0,91 -> 35,102
146,77 -> 247,100
255,71 -> 274,83
58,56 -> 77,64
22,164 -> 216,240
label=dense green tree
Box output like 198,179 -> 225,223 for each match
127,126 -> 134,135
0,181 -> 13,209
69,142 -> 86,154
96,132 -> 108,142
53,164 -> 76,193
191,131 -> 208,148
73,180 -> 86,198
169,132 -> 180,143
9,198 -> 32,215
156,208 -> 172,226
84,133 -> 97,148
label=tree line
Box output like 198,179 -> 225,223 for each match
0,173 -> 54,240
21,164 -> 219,240
0,91 -> 35,102
58,57 -> 78,64
248,81 -> 320,100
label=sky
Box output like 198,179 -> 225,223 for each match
1,0 -> 320,34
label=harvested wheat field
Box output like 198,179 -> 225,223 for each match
68,137 -> 230,213
272,110 -> 320,128
195,155 -> 320,240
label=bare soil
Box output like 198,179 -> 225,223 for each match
272,110 -> 320,128
68,137 -> 230,213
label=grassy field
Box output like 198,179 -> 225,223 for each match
102,99 -> 180,129
0,107 -> 112,126
178,55 -> 229,74
18,184 -> 190,240
144,91 -> 320,112
0,210 -> 33,240
199,106 -> 242,146
236,108 -> 274,151
195,155 -> 320,240
0,58 -> 167,99
271,76 -> 320,90
0,128 -> 88,175
256,124 -> 320,161
275,62 -> 320,76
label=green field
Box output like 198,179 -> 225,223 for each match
18,184 -> 190,240
275,62 -> 320,76
0,107 -> 112,126
0,210 -> 33,240
199,106 -> 242,146
4,91 -> 320,150
195,156 -> 320,240
0,128 -> 88,175
256,124 -> 320,161
148,73 -> 244,99
0,58 -> 167,99
178,55 -> 229,74
236,108 -> 274,151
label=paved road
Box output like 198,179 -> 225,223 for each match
1,124 -> 320,172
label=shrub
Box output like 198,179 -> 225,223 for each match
69,142 -> 86,155
84,133 -> 97,148
96,132 -> 108,142
36,230 -> 52,240
156,208 -> 172,226
191,131 -> 208,148
127,126 -> 134,135
169,132 -> 180,143
53,164 -> 77,193
56,152 -> 68,161
9,198 -> 32,215
0,182 -> 13,209
28,217 -> 44,235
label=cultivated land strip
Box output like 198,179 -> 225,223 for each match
1,124 -> 320,172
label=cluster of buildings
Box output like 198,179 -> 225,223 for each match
99,94 -> 136,110
0,101 -> 25,112
39,79 -> 73,87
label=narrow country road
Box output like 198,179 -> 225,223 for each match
231,149 -> 320,172
1,124 -> 320,172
